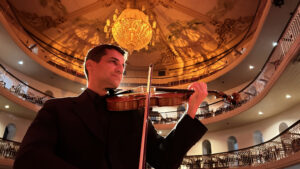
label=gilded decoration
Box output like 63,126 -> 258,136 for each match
3,0 -> 263,86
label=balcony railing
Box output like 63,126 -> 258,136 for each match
0,138 -> 20,160
0,64 -> 53,106
181,120 -> 300,168
237,2 -> 300,103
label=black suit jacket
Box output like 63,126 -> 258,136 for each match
13,90 -> 207,169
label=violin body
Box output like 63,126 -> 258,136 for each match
105,87 -> 234,112
106,93 -> 190,111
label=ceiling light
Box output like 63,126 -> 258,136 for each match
158,131 -> 162,134
4,105 -> 9,109
249,65 -> 254,70
272,42 -> 278,47
104,8 -> 157,52
258,111 -> 263,115
285,94 -> 291,99
18,60 -> 23,65
81,87 -> 85,91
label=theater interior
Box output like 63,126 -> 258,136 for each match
0,0 -> 299,168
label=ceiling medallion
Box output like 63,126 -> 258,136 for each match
105,8 -> 157,53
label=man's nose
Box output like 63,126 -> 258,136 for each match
116,65 -> 123,74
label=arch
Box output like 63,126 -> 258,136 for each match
3,123 -> 16,140
202,140 -> 212,155
227,136 -> 238,151
279,122 -> 289,133
253,130 -> 264,145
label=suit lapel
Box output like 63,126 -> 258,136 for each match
73,90 -> 106,143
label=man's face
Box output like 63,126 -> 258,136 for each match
88,49 -> 125,89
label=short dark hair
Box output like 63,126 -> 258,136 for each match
84,44 -> 128,80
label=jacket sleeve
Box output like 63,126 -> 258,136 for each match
13,100 -> 79,169
146,114 -> 207,169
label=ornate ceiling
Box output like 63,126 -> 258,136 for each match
5,0 -> 267,87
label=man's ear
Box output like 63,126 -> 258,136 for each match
85,60 -> 94,73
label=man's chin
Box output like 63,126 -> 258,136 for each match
109,82 -> 120,89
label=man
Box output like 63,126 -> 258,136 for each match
14,44 -> 208,169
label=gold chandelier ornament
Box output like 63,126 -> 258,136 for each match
109,8 -> 153,52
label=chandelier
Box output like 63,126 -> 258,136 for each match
104,8 -> 158,53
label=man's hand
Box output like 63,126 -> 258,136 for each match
186,82 -> 208,119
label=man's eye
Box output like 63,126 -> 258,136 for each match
110,60 -> 117,64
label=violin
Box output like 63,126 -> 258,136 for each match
106,87 -> 227,111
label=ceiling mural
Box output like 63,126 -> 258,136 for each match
4,0 -> 265,86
